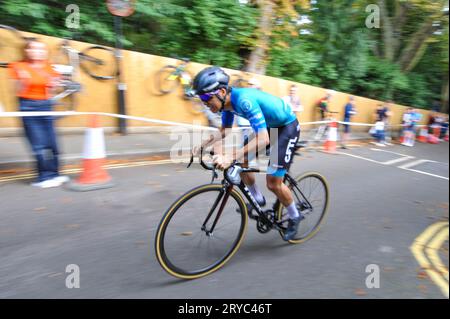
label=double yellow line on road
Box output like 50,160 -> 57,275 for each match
410,221 -> 449,298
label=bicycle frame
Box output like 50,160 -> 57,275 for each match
190,146 -> 314,236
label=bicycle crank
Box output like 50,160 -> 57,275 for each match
256,210 -> 274,234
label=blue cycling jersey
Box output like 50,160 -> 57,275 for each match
222,88 -> 297,132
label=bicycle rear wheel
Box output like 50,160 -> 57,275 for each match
155,65 -> 180,94
155,184 -> 248,279
277,172 -> 329,244
80,45 -> 116,80
0,25 -> 25,67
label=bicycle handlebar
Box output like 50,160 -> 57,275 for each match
188,147 -> 261,184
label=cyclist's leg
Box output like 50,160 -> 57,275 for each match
267,171 -> 302,241
266,120 -> 301,219
266,174 -> 294,207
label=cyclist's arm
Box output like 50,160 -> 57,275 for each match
195,112 -> 234,154
203,126 -> 232,147
233,98 -> 269,162
233,128 -> 269,162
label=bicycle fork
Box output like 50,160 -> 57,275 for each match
201,184 -> 234,236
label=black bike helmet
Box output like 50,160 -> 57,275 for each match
192,66 -> 230,95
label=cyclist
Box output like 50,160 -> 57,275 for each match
191,66 -> 302,241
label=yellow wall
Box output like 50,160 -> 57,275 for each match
0,31 -> 441,129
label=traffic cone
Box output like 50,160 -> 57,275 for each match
433,125 -> 441,140
417,128 -> 428,143
399,132 -> 405,144
428,126 -> 439,144
66,115 -> 114,191
323,121 -> 338,153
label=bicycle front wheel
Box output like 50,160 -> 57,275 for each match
0,25 -> 25,67
155,184 -> 248,279
277,172 -> 329,244
80,45 -> 117,80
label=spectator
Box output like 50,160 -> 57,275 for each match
341,96 -> 357,149
440,115 -> 449,140
427,111 -> 438,134
8,38 -> 69,188
283,84 -> 303,118
370,104 -> 386,147
383,101 -> 394,145
434,114 -> 444,140
317,91 -> 332,121
401,108 -> 415,147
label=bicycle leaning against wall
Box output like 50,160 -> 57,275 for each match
0,25 -> 117,110
155,57 -> 222,127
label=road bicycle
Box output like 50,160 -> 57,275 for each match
155,143 -> 329,279
155,57 -> 222,127
155,57 -> 194,97
0,25 -> 117,110
51,38 -> 117,110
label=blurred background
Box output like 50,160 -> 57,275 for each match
0,0 -> 448,112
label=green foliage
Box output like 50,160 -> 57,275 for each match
0,0 -> 447,110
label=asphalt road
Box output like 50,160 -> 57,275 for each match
0,142 -> 448,299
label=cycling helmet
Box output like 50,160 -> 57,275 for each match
192,66 -> 230,95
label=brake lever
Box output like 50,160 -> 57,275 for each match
211,169 -> 218,184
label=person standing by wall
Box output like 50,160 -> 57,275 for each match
341,96 -> 357,149
283,84 -> 303,119
401,108 -> 414,146
317,91 -> 332,121
371,104 -> 386,146
383,101 -> 394,145
8,38 -> 69,188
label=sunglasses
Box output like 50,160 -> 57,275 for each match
199,90 -> 220,103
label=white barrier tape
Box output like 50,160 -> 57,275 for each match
297,121 -> 332,126
0,111 -> 220,132
338,121 -> 427,128
0,111 -> 430,130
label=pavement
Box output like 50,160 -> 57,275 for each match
0,127 -> 393,171
0,139 -> 448,298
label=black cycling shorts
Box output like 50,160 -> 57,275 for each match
244,119 -> 301,176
